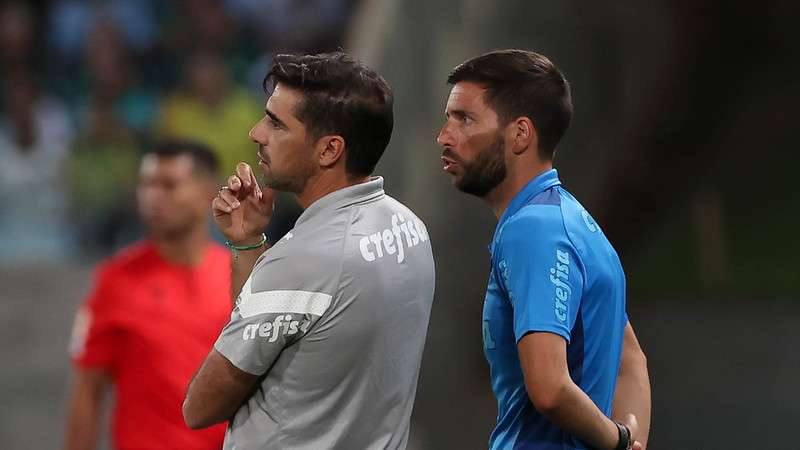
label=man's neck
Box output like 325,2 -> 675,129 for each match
295,171 -> 370,209
152,224 -> 210,267
485,162 -> 553,219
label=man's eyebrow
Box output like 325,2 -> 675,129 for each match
446,108 -> 469,118
264,107 -> 287,127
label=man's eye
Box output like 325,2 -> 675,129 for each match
266,117 -> 281,129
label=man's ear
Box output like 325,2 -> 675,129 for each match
317,135 -> 346,168
508,117 -> 538,156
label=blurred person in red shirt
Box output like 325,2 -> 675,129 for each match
64,139 -> 232,450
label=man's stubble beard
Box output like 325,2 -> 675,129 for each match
261,155 -> 317,194
455,133 -> 507,198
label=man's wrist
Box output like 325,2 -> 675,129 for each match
613,421 -> 632,450
227,233 -> 267,249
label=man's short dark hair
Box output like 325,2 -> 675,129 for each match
264,52 -> 394,177
145,139 -> 219,177
447,49 -> 573,159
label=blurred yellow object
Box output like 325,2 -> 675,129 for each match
157,88 -> 261,176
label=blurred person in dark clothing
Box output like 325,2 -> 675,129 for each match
64,140 -> 231,450
437,50 -> 651,450
179,0 -> 237,52
165,0 -> 257,86
75,18 -> 159,135
0,1 -> 36,74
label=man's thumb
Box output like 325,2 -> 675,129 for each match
260,187 -> 278,207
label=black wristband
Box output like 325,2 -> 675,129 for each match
613,421 -> 631,450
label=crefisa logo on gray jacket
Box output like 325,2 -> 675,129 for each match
359,213 -> 429,264
242,314 -> 312,342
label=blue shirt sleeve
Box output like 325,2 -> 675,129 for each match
496,205 -> 585,343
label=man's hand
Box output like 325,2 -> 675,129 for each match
620,413 -> 643,450
213,162 -> 276,245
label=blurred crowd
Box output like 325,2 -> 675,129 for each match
0,0 -> 356,263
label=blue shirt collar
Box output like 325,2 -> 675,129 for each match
490,168 -> 561,253
498,169 -> 561,226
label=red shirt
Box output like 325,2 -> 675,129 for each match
71,241 -> 231,450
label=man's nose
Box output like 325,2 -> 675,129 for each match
436,123 -> 452,148
248,122 -> 259,143
249,118 -> 268,143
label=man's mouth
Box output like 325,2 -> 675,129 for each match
258,150 -> 270,166
441,155 -> 458,172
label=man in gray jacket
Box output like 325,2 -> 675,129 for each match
183,52 -> 435,450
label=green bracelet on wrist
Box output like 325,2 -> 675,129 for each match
226,233 -> 267,251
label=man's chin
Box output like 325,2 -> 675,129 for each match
264,166 -> 316,194
452,175 -> 471,193
147,230 -> 171,241
141,218 -> 165,233
146,224 -> 186,240
455,178 -> 494,198
451,176 -> 466,191
263,177 -> 300,193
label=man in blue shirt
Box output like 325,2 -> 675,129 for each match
437,49 -> 651,450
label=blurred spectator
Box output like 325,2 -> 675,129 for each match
67,100 -> 141,257
234,0 -> 357,93
178,0 -> 237,53
226,0 -> 354,54
157,50 -> 261,174
65,19 -> 160,256
46,1 -> 164,103
75,18 -> 158,135
0,1 -> 36,73
47,0 -> 159,62
161,0 -> 258,90
0,1 -> 40,110
0,71 -> 74,264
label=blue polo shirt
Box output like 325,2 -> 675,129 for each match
483,169 -> 628,450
